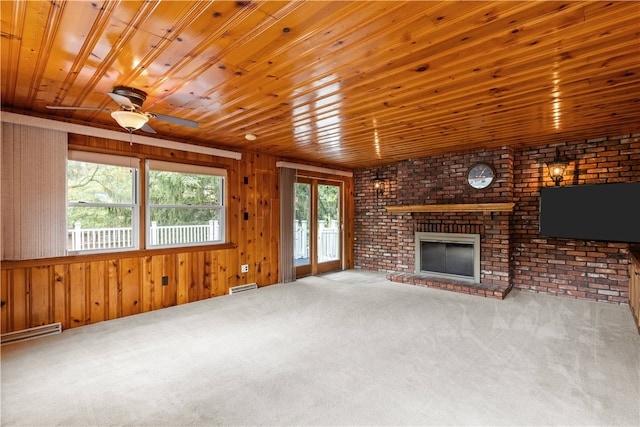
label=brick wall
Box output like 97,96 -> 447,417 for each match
354,133 -> 640,304
354,164 -> 398,271
355,147 -> 514,287
511,135 -> 640,303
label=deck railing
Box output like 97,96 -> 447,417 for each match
68,220 -> 220,251
68,220 -> 338,258
293,220 -> 339,263
149,220 -> 220,246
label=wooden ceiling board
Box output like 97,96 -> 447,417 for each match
2,1 -> 638,169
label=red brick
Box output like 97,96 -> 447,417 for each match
354,138 -> 636,305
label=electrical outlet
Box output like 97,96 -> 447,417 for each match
241,264 -> 249,273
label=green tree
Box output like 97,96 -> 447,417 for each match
68,161 -> 222,229
148,171 -> 222,226
294,183 -> 310,223
318,184 -> 339,225
67,161 -> 134,228
294,183 -> 339,226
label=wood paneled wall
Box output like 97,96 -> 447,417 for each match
1,250 -> 235,331
1,133 -> 354,334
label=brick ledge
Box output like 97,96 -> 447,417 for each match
388,272 -> 511,300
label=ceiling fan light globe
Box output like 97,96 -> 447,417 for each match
111,110 -> 149,131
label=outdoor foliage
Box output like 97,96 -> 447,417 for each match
295,183 -> 310,222
294,183 -> 339,226
67,161 -> 134,228
148,170 -> 222,226
68,161 -> 223,229
318,184 -> 339,225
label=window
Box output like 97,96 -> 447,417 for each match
146,160 -> 225,248
67,151 -> 139,253
66,154 -> 225,253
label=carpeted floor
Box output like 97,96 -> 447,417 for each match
2,270 -> 639,426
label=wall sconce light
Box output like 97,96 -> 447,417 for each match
372,173 -> 385,198
546,148 -> 568,186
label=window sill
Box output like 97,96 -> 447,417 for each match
1,242 -> 237,269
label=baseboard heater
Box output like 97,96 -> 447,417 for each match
229,283 -> 258,295
1,322 -> 62,345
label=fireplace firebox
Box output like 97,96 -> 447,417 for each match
415,232 -> 480,282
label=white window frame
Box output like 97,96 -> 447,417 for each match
146,159 -> 226,249
67,150 -> 140,255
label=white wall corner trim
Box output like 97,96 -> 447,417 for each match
276,161 -> 353,177
1,112 -> 242,161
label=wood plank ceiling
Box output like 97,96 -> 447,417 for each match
1,1 -> 639,169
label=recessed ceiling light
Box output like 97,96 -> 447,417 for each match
245,133 -> 257,141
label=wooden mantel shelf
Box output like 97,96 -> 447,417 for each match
385,203 -> 515,213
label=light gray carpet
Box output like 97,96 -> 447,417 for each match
2,270 -> 639,426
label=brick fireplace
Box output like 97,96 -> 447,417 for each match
355,147 -> 515,299
386,209 -> 512,299
354,134 -> 639,304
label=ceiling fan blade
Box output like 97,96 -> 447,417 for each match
107,92 -> 135,109
140,123 -> 157,134
151,113 -> 199,128
46,106 -> 110,111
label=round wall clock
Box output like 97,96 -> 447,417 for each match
466,162 -> 496,189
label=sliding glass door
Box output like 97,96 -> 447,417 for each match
294,178 -> 342,277
294,181 -> 312,275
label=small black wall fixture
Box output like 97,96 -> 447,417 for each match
546,148 -> 568,186
372,173 -> 385,198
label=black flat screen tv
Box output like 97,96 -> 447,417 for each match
539,181 -> 640,243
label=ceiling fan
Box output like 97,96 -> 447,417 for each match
46,86 -> 198,134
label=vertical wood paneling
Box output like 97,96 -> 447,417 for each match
30,266 -> 51,327
142,256 -> 154,313
192,251 -> 205,302
52,264 -> 69,329
256,170 -> 270,285
89,260 -> 107,324
177,253 -> 189,305
107,260 -> 119,320
218,251 -> 232,295
256,217 -> 266,285
227,157 -> 241,292
69,263 -> 87,328
210,251 -> 224,297
246,154 -> 257,284
1,270 -> 9,334
238,153 -> 250,284
11,269 -> 28,331
120,258 -> 140,317
161,254 -> 177,308
203,251 -> 213,298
